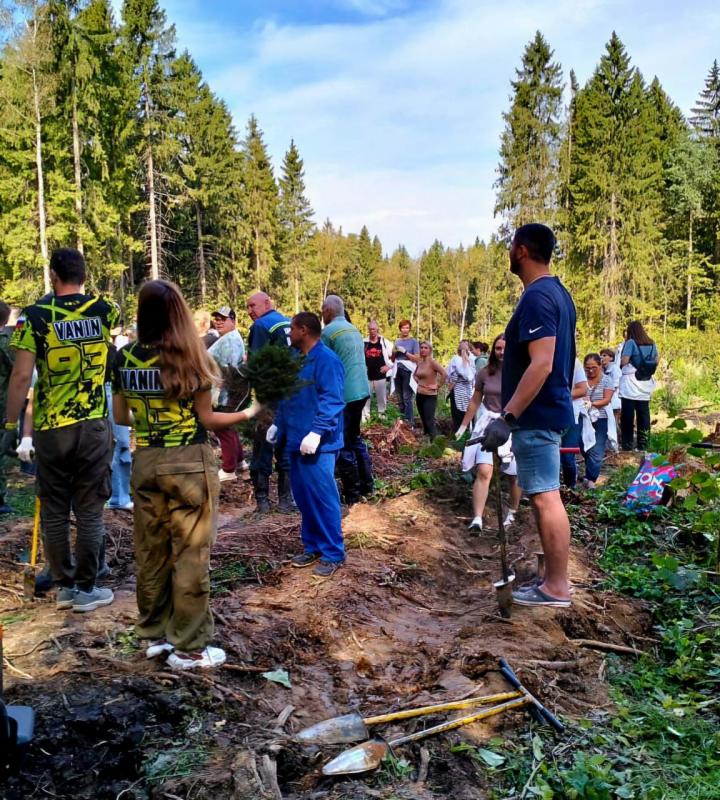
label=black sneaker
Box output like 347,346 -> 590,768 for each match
291,552 -> 320,568
314,559 -> 344,578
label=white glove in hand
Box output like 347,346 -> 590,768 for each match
300,432 -> 321,455
16,436 -> 34,463
455,424 -> 467,440
265,424 -> 278,445
243,398 -> 263,419
395,345 -> 406,354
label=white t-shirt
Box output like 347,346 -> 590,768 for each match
571,358 -> 587,422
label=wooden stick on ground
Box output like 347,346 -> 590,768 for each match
571,639 -> 643,656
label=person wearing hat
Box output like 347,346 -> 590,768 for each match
208,307 -> 247,481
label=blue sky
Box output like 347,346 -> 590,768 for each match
128,0 -> 720,255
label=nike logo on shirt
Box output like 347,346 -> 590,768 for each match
529,326 -> 543,334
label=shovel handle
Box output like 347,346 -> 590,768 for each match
363,690 -> 523,727
389,695 -> 531,747
499,658 -> 565,733
30,497 -> 41,568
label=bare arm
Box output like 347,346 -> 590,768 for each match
503,336 -> 555,419
461,388 -> 483,429
193,389 -> 256,430
5,350 -> 35,424
592,388 -> 614,409
433,360 -> 447,387
113,393 -> 132,426
620,356 -> 630,367
571,380 -> 588,399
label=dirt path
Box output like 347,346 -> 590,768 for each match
0,445 -> 650,799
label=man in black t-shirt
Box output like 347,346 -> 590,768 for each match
362,320 -> 392,420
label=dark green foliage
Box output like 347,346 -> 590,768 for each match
243,344 -> 303,405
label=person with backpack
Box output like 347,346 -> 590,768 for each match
619,321 -> 659,451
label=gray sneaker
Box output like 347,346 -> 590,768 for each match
56,586 -> 78,610
72,585 -> 114,613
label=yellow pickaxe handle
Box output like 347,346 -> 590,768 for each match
30,496 -> 41,568
363,690 -> 523,726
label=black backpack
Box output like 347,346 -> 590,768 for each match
632,344 -> 658,381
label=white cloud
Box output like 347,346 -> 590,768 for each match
161,0 -> 720,253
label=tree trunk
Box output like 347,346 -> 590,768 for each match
195,203 -> 206,302
144,88 -> 159,280
294,267 -> 300,314
415,264 -> 421,338
32,63 -> 50,292
72,90 -> 84,254
686,212 -> 693,330
459,290 -> 468,341
606,193 -> 619,342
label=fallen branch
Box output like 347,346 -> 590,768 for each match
571,639 -> 643,656
523,660 -> 581,671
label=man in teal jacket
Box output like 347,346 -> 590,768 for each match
271,312 -> 346,578
321,295 -> 374,504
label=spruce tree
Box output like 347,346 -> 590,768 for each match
690,60 -> 720,139
495,31 -> 563,238
241,114 -> 279,291
277,139 -> 315,312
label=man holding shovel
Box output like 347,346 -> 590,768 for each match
480,224 -> 575,608
3,248 -> 118,612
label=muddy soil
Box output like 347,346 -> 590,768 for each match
0,430 -> 651,799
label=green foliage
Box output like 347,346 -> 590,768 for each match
243,344 -> 304,405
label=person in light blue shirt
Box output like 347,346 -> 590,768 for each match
321,295 -> 374,505
271,312 -> 345,577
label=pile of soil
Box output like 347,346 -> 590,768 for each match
0,442 -> 651,799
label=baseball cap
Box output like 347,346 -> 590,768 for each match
212,306 -> 236,320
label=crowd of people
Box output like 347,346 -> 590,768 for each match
0,223 -> 661,671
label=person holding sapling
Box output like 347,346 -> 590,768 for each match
268,312 -> 346,577
619,321 -> 658,452
246,292 -> 294,513
113,280 -> 260,670
393,319 -> 420,423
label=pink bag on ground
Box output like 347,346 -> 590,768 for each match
624,454 -> 678,512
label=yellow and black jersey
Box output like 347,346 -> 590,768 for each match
112,343 -> 207,448
11,294 -> 118,431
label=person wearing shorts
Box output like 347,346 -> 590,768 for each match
480,224 -> 576,609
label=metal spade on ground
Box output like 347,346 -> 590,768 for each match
294,690 -> 523,745
320,659 -> 566,776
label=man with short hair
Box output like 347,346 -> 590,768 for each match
270,312 -> 345,577
321,295 -> 373,504
4,248 -> 118,612
0,301 -> 15,513
246,291 -> 293,512
208,307 -> 246,482
362,320 -> 393,421
481,224 -> 576,608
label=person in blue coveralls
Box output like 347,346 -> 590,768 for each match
267,312 -> 346,578
246,291 -> 294,514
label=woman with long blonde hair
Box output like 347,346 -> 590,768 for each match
113,280 -> 259,670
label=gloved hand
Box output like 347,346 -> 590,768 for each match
243,398 -> 263,419
480,417 -> 511,451
395,345 -> 406,354
265,424 -> 278,445
455,424 -> 468,440
16,437 -> 34,462
1,426 -> 18,458
300,432 -> 321,455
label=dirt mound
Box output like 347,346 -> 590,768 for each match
0,463 -> 650,799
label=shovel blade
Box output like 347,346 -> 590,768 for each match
295,712 -> 369,745
322,737 -> 388,775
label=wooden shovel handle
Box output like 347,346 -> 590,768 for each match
363,691 -> 523,727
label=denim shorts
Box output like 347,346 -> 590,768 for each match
511,428 -> 562,495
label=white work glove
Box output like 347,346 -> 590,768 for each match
243,398 -> 263,419
455,424 -> 467,440
300,432 -> 321,456
265,424 -> 278,445
16,436 -> 34,463
395,345 -> 406,354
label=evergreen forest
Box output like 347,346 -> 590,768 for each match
1,2 -> 719,374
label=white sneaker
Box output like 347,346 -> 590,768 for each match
146,639 -> 174,659
166,645 -> 226,670
503,510 -> 516,528
218,469 -> 237,482
468,516 -> 483,532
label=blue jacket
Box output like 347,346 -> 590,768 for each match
248,309 -> 291,352
274,340 -> 345,453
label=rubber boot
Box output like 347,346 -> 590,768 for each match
277,470 -> 295,513
336,448 -> 361,505
253,472 -> 271,514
